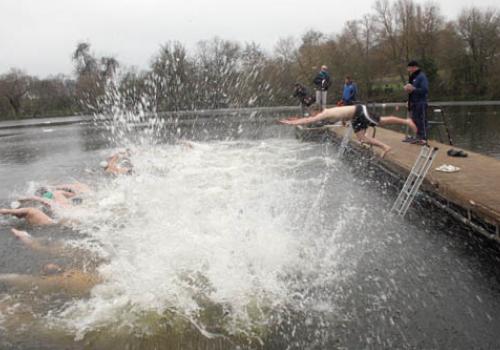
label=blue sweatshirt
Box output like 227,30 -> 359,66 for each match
342,83 -> 357,104
408,70 -> 429,105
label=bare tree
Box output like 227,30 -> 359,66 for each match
274,37 -> 297,64
29,75 -> 75,117
118,68 -> 147,112
414,2 -> 444,59
456,7 -> 500,95
72,42 -> 98,76
0,69 -> 31,117
238,42 -> 270,106
336,15 -> 378,99
71,42 -> 122,113
101,57 -> 120,80
195,38 -> 241,109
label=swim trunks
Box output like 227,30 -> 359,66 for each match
352,104 -> 380,132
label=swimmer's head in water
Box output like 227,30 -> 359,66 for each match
35,187 -> 54,199
42,192 -> 54,200
35,187 -> 47,197
118,158 -> 133,169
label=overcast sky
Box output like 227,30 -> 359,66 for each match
0,0 -> 498,77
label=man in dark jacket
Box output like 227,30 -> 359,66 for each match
404,60 -> 429,144
313,65 -> 331,110
293,83 -> 316,116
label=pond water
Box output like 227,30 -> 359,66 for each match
0,110 -> 499,349
380,104 -> 500,159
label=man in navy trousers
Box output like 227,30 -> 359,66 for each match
404,60 -> 429,145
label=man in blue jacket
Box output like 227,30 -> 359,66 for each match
341,76 -> 357,105
313,65 -> 331,110
404,60 -> 429,144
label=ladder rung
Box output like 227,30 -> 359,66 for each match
392,146 -> 438,217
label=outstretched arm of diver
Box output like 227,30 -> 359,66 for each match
279,112 -> 327,125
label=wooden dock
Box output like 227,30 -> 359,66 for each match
296,125 -> 500,241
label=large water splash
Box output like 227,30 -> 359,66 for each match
19,78 -> 366,347
50,138 -> 359,343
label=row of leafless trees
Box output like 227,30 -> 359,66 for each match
1,0 -> 499,120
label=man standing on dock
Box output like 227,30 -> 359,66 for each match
341,76 -> 357,105
404,60 -> 429,145
313,65 -> 331,110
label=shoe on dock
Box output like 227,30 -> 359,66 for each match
447,149 -> 468,157
410,138 -> 427,145
402,136 -> 416,143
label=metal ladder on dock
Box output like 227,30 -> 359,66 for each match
338,124 -> 353,157
391,145 -> 439,217
430,107 -> 453,146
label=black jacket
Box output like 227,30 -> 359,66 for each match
313,71 -> 331,91
293,84 -> 316,106
408,69 -> 429,106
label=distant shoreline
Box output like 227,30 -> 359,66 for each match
1,101 -> 500,127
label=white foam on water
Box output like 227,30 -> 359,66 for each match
50,138 -> 355,340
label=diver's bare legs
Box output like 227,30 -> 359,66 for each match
0,208 -> 55,226
355,130 -> 392,158
379,116 -> 417,133
280,108 -> 419,135
279,106 -> 356,125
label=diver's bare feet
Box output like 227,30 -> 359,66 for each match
381,147 -> 392,159
10,228 -> 34,246
406,119 -> 418,134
